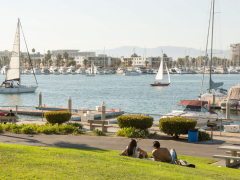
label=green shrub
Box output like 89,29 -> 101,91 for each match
44,111 -> 72,125
58,124 -> 78,134
0,124 -> 3,132
117,115 -> 153,130
3,124 -> 12,131
116,127 -> 150,138
159,117 -> 197,138
21,126 -> 35,134
198,131 -> 211,141
93,129 -> 106,136
67,122 -> 83,130
10,124 -> 21,133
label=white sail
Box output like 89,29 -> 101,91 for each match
165,62 -> 170,83
6,20 -> 20,82
155,58 -> 163,80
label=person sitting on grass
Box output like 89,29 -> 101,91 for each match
152,141 -> 177,164
120,138 -> 148,158
6,110 -> 15,117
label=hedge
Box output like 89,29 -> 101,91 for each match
117,115 -> 153,130
44,111 -> 72,125
159,117 -> 197,138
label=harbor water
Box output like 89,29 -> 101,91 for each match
0,73 -> 239,121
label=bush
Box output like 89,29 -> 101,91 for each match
159,117 -> 197,138
93,129 -> 106,136
66,122 -> 83,129
117,115 -> 153,130
21,126 -> 35,134
0,124 -> 3,132
198,131 -> 211,141
44,111 -> 72,125
3,124 -> 12,131
116,127 -> 150,138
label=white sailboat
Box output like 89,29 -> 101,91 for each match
0,19 -> 38,93
150,52 -> 170,86
199,0 -> 227,105
86,61 -> 95,77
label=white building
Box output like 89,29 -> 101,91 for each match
75,54 -> 111,67
52,50 -> 95,59
230,44 -> 240,63
0,50 -> 11,59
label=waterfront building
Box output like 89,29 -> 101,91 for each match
121,56 -> 172,68
0,50 -> 11,59
75,54 -> 111,67
52,50 -> 95,59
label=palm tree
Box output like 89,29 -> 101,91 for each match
63,52 -> 69,64
83,59 -> 88,67
145,60 -> 149,67
56,53 -> 62,67
32,48 -> 35,67
49,59 -> 53,66
60,60 -> 65,66
128,60 -> 133,67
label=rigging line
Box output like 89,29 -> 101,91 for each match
201,0 -> 212,94
19,21 -> 38,86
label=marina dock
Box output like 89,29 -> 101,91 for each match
0,106 -> 124,123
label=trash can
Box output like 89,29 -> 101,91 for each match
188,128 -> 199,142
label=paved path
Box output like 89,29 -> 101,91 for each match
0,132 -> 238,158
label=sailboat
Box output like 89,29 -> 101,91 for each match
0,19 -> 38,93
199,0 -> 227,105
86,61 -> 95,77
150,52 -> 170,86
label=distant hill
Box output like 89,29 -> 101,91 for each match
91,46 -> 230,60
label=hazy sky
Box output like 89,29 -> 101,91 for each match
0,0 -> 239,53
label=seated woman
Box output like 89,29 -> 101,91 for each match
121,139 -> 148,158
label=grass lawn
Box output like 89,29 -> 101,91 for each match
0,144 -> 239,180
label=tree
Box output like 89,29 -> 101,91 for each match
20,54 -> 25,68
83,59 -> 88,67
111,58 -> 122,67
49,59 -> 53,66
56,53 -> 62,67
145,60 -> 149,67
131,53 -> 140,57
191,58 -> 196,65
32,48 -> 36,67
63,52 -> 69,64
177,58 -> 184,66
67,60 -> 76,67
163,53 -> 167,57
42,59 -> 46,67
36,59 -> 41,67
45,50 -> 52,68
60,60 -> 65,66
128,60 -> 133,67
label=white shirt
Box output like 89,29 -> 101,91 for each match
126,146 -> 139,158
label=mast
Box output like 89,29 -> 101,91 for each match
18,18 -> 21,85
209,0 -> 215,93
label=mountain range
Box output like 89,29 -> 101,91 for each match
91,46 -> 230,60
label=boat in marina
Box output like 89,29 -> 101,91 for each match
219,85 -> 240,111
0,19 -> 38,93
76,67 -> 86,75
1,66 -> 9,74
150,52 -> 170,86
156,100 -> 219,125
50,66 -> 60,75
86,62 -> 95,77
41,68 -> 50,75
199,0 -> 227,105
32,68 -> 41,75
123,68 -> 140,76
59,66 -> 69,75
116,66 -> 126,74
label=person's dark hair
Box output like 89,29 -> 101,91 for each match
153,141 -> 160,148
127,139 -> 137,157
10,110 -> 12,113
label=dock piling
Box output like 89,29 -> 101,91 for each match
226,100 -> 230,120
39,92 -> 42,107
68,97 -> 72,113
101,101 -> 106,121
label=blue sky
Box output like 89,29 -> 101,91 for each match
0,0 -> 239,53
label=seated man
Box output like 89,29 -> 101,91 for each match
152,141 -> 177,164
6,110 -> 15,117
0,110 -> 6,116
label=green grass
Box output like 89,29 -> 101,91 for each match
0,143 -> 239,180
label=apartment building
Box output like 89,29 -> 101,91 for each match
52,50 -> 95,59
230,44 -> 240,63
75,54 -> 111,67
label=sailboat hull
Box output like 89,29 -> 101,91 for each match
0,86 -> 37,94
150,83 -> 170,86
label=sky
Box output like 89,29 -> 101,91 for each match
0,0 -> 240,54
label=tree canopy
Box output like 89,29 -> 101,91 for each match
67,60 -> 76,67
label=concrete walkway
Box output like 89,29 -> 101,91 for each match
0,132 -> 238,159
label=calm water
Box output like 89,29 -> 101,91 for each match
0,73 -> 239,121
